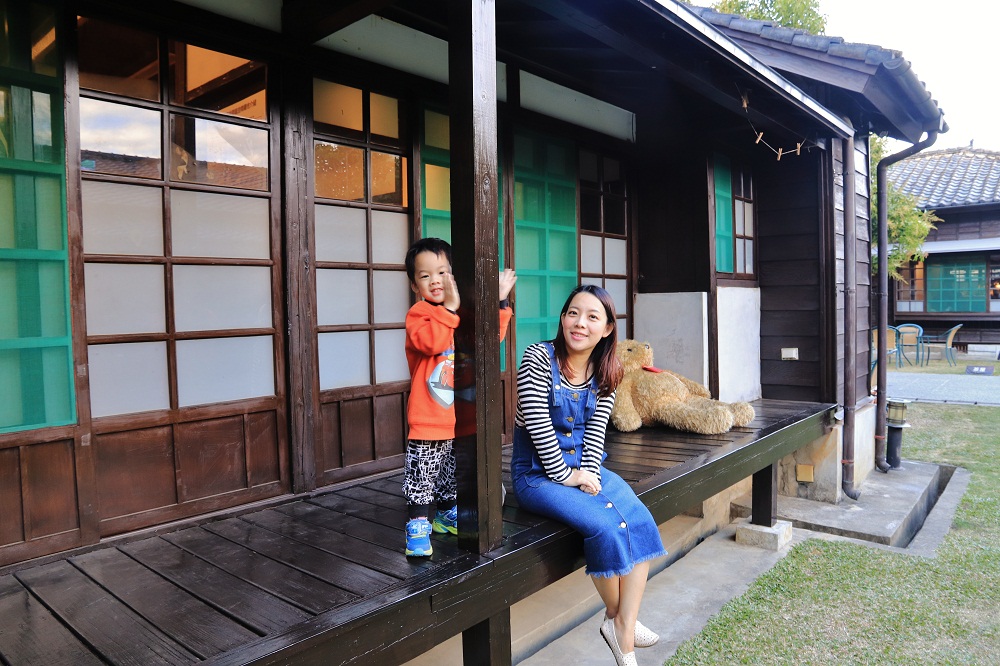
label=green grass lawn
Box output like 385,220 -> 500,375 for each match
665,402 -> 1000,665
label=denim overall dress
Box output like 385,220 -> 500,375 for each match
511,344 -> 666,578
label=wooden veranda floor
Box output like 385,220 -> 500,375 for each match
0,399 -> 833,665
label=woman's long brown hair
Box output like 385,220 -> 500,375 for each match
552,284 -> 623,398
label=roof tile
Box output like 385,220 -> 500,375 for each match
889,147 -> 1000,208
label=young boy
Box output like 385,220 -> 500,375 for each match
403,237 -> 516,556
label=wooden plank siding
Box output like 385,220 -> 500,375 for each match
757,151 -> 828,401
0,399 -> 833,666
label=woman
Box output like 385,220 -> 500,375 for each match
511,284 -> 666,666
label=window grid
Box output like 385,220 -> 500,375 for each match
0,3 -> 76,433
894,262 -> 926,314
313,79 -> 410,389
578,149 -> 629,326
926,257 -> 987,313
78,18 -> 278,415
714,154 -> 755,279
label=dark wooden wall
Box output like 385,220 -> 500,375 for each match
756,151 -> 826,402
926,206 -> 1000,242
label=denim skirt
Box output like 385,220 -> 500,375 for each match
512,428 -> 666,578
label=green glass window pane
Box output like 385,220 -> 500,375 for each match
0,173 -> 63,250
0,259 -> 68,339
515,179 -> 544,222
0,86 -> 10,159
714,154 -> 733,273
513,132 -> 578,364
0,173 -> 12,246
549,185 -> 576,227
423,216 -> 450,243
34,175 -> 63,250
0,259 -> 17,338
927,259 -> 987,313
515,321 -> 550,368
37,260 -> 68,336
516,275 -> 544,319
80,97 -> 162,179
549,229 -> 576,272
545,142 -> 572,178
32,90 -> 54,162
0,346 -> 74,431
549,275 -> 579,313
514,226 -> 543,271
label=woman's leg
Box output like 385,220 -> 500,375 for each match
591,560 -> 650,653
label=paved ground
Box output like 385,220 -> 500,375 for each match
886,371 -> 1000,406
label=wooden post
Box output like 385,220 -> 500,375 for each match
463,611 -> 512,665
448,0 -> 503,555
281,62 -> 319,492
750,463 -> 777,527
448,1 -> 510,663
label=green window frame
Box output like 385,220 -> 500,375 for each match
1,3 -> 76,433
714,153 -> 755,277
926,257 -> 987,313
512,131 -> 577,366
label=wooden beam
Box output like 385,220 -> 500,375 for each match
282,0 -> 396,44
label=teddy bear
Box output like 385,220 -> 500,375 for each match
611,339 -> 755,435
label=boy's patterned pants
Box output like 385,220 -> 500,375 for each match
403,438 -> 456,518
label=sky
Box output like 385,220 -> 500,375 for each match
690,0 -> 997,151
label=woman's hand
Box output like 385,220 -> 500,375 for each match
562,469 -> 601,495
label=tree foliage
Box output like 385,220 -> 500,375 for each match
711,0 -> 826,34
869,136 -> 940,280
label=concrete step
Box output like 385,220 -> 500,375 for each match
731,459 -> 943,547
403,514 -> 707,666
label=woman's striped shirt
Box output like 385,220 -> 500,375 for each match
514,342 -> 616,483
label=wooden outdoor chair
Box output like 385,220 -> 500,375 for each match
895,323 -> 923,366
921,324 -> 963,366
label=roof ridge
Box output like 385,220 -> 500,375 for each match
687,6 -> 902,63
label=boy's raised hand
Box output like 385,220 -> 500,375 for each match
443,272 -> 460,311
499,268 -> 517,301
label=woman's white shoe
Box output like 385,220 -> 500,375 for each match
633,619 -> 659,648
600,617 -> 638,666
605,614 -> 658,649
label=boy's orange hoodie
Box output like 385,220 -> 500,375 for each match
405,300 -> 511,440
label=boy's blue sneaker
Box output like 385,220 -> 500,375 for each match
432,505 -> 458,535
405,518 -> 433,557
